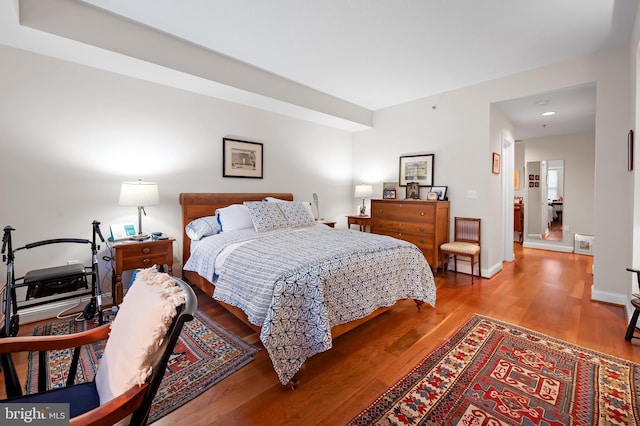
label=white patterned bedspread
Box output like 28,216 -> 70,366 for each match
184,226 -> 436,385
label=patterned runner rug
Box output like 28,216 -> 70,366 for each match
26,309 -> 258,423
349,314 -> 640,425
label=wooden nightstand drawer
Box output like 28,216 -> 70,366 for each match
112,239 -> 175,305
121,252 -> 170,270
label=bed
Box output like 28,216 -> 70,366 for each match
179,193 -> 436,387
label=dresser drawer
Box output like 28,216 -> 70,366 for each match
372,219 -> 434,235
371,202 -> 436,223
400,233 -> 436,251
371,199 -> 449,271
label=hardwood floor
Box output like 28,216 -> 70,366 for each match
2,244 -> 639,425
542,219 -> 563,241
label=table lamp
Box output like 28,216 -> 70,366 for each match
354,184 -> 373,216
119,179 -> 159,240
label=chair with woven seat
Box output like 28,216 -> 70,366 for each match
0,267 -> 196,426
440,217 -> 481,284
625,267 -> 640,341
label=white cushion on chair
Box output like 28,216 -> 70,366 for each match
441,241 -> 480,255
95,267 -> 186,405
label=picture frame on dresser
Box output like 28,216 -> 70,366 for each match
399,154 -> 434,187
430,186 -> 448,201
406,182 -> 420,199
383,182 -> 398,199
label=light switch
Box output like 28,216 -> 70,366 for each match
467,190 -> 478,199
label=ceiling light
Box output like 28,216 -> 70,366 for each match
536,100 -> 550,106
541,111 -> 556,116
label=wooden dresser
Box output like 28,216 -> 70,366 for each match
371,199 -> 450,270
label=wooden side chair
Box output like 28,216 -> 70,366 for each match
440,217 -> 481,284
625,267 -> 640,341
0,267 -> 196,426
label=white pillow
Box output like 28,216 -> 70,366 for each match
95,267 -> 186,405
299,201 -> 315,219
277,201 -> 315,228
185,216 -> 220,240
216,204 -> 254,232
244,201 -> 289,233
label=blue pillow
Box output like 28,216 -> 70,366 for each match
185,216 -> 220,240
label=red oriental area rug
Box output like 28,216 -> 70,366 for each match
27,310 -> 258,423
348,314 -> 640,425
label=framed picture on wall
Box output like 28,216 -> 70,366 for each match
574,234 -> 594,255
492,152 -> 501,174
223,137 -> 263,178
399,154 -> 434,187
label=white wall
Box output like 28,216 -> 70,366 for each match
354,45 -> 632,302
0,38 -> 636,321
0,45 -> 354,315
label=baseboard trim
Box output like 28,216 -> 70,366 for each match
522,241 -> 574,253
591,285 -> 625,306
14,293 -> 113,325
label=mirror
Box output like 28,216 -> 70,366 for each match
526,160 -> 564,241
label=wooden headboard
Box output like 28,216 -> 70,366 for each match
179,193 -> 294,266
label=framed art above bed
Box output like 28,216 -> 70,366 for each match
223,138 -> 263,179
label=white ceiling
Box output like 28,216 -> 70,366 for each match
1,0 -> 637,135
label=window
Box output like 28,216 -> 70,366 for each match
548,170 -> 558,201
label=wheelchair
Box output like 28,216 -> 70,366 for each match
0,220 -> 106,338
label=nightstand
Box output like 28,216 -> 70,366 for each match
111,238 -> 175,305
347,215 -> 371,232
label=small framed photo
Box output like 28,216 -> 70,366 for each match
223,137 -> 263,179
406,182 -> 420,199
430,186 -> 448,201
383,182 -> 398,199
574,234 -> 594,255
492,152 -> 501,174
399,154 -> 434,187
427,192 -> 438,200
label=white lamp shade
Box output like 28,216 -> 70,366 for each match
119,181 -> 159,206
354,184 -> 373,198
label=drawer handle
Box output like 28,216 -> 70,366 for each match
142,247 -> 151,254
419,239 -> 425,244
419,227 -> 425,232
420,212 -> 425,216
142,258 -> 151,265
378,209 -> 383,213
